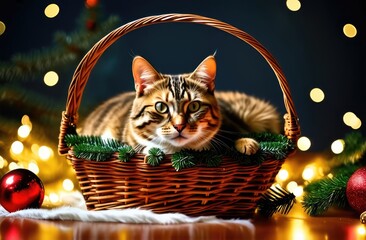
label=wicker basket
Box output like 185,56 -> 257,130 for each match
58,13 -> 300,219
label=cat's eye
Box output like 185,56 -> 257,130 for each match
155,102 -> 169,114
188,101 -> 201,113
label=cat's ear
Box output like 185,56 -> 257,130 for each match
190,55 -> 216,92
132,56 -> 160,95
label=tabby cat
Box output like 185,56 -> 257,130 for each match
81,55 -> 281,155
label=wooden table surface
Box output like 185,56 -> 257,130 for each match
0,204 -> 364,240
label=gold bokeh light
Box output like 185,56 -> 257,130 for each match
297,136 -> 311,151
44,71 -> 59,86
310,88 -> 325,103
286,0 -> 301,11
44,4 -> 60,18
343,24 -> 357,38
0,21 -> 6,36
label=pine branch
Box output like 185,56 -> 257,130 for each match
171,151 -> 196,171
146,148 -> 165,166
118,145 -> 135,163
302,174 -> 350,216
257,185 -> 296,217
72,143 -> 116,161
0,15 -> 120,82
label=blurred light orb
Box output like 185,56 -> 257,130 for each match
343,24 -> 357,38
297,136 -> 311,151
331,139 -> 345,154
286,0 -> 301,11
286,181 -> 298,192
11,141 -> 24,155
44,71 -> 59,86
343,112 -> 362,129
277,169 -> 289,182
38,146 -> 53,160
0,21 -> 6,36
310,88 -> 325,103
18,125 -> 31,138
302,165 -> 316,181
293,186 -> 304,197
44,4 -> 60,18
63,179 -> 74,191
28,162 -> 40,175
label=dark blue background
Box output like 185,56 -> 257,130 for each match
1,0 -> 365,151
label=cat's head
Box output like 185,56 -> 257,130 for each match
129,55 -> 221,153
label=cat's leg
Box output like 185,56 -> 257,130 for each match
235,138 -> 259,155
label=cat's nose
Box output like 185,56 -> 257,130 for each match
173,114 -> 186,133
173,123 -> 186,133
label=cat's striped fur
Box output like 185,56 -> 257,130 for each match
81,55 -> 281,154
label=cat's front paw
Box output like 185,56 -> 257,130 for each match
235,138 -> 259,155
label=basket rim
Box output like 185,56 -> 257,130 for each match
58,13 -> 301,155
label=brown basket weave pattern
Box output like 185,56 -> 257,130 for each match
58,13 -> 300,219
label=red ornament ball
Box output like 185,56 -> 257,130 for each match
346,167 -> 366,213
0,169 -> 45,212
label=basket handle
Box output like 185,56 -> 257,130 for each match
58,13 -> 301,155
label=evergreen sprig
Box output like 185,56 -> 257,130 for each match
171,150 -> 196,171
146,148 -> 165,166
118,145 -> 135,162
302,174 -> 350,216
257,185 -> 296,217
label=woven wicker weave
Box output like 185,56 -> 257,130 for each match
58,13 -> 300,219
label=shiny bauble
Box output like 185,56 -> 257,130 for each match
346,167 -> 366,213
0,169 -> 45,212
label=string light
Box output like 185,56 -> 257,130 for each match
310,88 -> 325,103
331,139 -> 345,154
9,162 -> 20,171
18,125 -> 31,138
302,164 -> 317,181
11,141 -> 24,155
293,186 -> 304,197
38,146 -> 53,160
44,4 -> 60,18
44,71 -> 59,86
343,112 -> 362,129
0,156 -> 6,169
297,136 -> 311,151
28,162 -> 40,175
343,24 -> 357,38
276,169 -> 289,182
63,179 -> 74,191
0,21 -> 6,36
286,0 -> 301,11
49,193 -> 60,204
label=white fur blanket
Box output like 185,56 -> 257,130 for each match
0,206 -> 252,225
0,192 -> 253,226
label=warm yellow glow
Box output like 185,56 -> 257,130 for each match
63,179 -> 74,191
293,186 -> 304,197
38,146 -> 53,160
331,139 -> 345,154
286,181 -> 298,193
343,112 -> 362,129
327,173 -> 334,179
286,0 -> 301,11
21,115 -> 32,127
44,71 -> 59,86
310,88 -> 325,103
277,169 -> 289,182
49,193 -> 60,204
9,162 -> 20,171
18,125 -> 31,138
0,21 -> 6,36
0,156 -> 6,169
28,162 -> 40,175
44,4 -> 60,18
11,141 -> 24,155
297,136 -> 311,151
357,225 -> 366,235
302,165 -> 317,181
343,24 -> 357,38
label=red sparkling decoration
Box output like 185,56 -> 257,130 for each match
346,167 -> 366,213
0,169 -> 44,212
